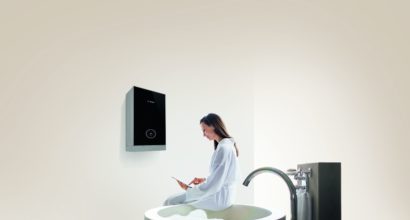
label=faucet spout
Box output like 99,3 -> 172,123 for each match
243,167 -> 297,220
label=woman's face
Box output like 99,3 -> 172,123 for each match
200,122 -> 218,141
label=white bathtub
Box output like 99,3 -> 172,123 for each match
144,204 -> 286,220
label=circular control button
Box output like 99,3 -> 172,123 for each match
145,129 -> 157,139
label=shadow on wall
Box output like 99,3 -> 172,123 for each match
119,97 -> 162,166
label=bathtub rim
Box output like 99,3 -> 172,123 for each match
144,204 -> 286,220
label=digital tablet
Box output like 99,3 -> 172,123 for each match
171,176 -> 192,188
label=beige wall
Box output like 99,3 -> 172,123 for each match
1,0 -> 409,220
0,1 -> 254,219
252,0 -> 410,220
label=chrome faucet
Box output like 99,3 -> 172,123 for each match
243,167 -> 297,220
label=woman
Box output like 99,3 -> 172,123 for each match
163,113 -> 241,211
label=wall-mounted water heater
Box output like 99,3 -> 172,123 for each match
126,86 -> 166,151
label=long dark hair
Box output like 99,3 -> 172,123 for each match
200,113 -> 239,157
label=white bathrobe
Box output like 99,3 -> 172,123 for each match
184,137 -> 241,211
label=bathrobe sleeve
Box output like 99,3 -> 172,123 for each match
185,144 -> 232,201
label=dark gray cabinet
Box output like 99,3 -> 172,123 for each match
297,162 -> 341,220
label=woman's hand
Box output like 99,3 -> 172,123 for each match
189,177 -> 206,185
176,179 -> 189,190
